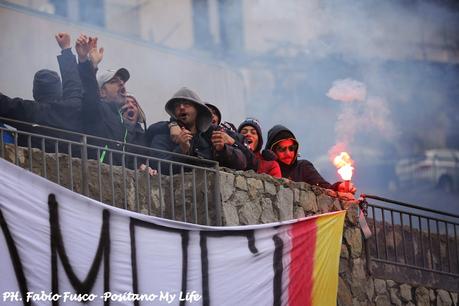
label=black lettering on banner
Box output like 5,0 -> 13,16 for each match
272,235 -> 284,306
200,230 -> 259,306
130,218 -> 189,306
0,207 -> 31,306
48,194 -> 111,306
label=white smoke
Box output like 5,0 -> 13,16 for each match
328,79 -> 397,149
326,78 -> 367,103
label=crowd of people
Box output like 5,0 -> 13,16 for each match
0,32 -> 355,193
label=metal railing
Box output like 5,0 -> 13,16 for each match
0,117 -> 222,225
363,194 -> 459,278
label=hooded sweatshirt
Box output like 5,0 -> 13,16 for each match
265,125 -> 333,189
238,118 -> 281,178
148,87 -> 247,174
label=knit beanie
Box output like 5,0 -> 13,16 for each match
32,69 -> 62,102
238,118 -> 263,152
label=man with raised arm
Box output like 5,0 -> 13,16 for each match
1,32 -> 83,151
75,34 -> 147,167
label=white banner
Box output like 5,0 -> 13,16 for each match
0,159 -> 344,306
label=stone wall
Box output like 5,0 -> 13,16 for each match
219,169 -> 459,306
2,145 -> 458,305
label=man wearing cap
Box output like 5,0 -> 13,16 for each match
265,125 -> 356,192
75,34 -> 146,167
147,87 -> 247,173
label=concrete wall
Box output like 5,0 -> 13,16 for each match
0,4 -> 247,126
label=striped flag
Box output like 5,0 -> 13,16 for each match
287,211 -> 345,306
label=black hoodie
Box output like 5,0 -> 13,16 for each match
266,125 -> 333,189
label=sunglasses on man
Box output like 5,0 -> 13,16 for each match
275,144 -> 298,153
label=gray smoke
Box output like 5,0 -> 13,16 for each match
235,0 -> 459,208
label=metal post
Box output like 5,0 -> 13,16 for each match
97,148 -> 102,202
28,136 -> 32,171
181,165 -> 186,223
81,135 -> 89,196
134,156 -> 140,213
204,170 -> 209,225
157,162 -> 163,217
213,165 -> 222,226
55,141 -> 60,185
69,143 -> 74,191
0,129 -> 4,158
192,169 -> 197,224
41,138 -> 46,177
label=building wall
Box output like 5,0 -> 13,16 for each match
138,0 -> 194,49
0,4 -> 246,125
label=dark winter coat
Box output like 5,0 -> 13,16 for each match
78,61 -> 147,168
266,124 -> 333,189
0,48 -> 83,152
147,121 -> 247,174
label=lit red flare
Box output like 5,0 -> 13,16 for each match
333,151 -> 354,181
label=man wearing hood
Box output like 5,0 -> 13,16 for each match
75,34 -> 146,167
266,125 -> 355,192
147,87 -> 247,173
205,102 -> 222,126
238,118 -> 281,178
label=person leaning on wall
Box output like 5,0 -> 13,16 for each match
266,124 -> 356,193
147,87 -> 247,174
0,32 -> 83,153
75,34 -> 147,169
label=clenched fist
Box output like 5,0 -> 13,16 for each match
55,32 -> 71,50
211,130 -> 227,152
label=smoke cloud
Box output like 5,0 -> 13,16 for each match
326,79 -> 367,103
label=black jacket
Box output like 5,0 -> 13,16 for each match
147,121 -> 247,174
2,48 -> 82,121
266,124 -> 333,189
78,61 -> 147,168
0,94 -> 83,154
279,159 -> 332,189
1,48 -> 83,153
56,48 -> 83,109
1,49 -> 83,150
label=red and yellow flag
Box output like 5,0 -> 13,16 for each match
288,211 -> 346,306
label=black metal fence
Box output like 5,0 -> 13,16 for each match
0,117 -> 222,225
363,194 -> 459,279
3,118 -> 459,282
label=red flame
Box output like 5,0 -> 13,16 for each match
333,151 -> 354,181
